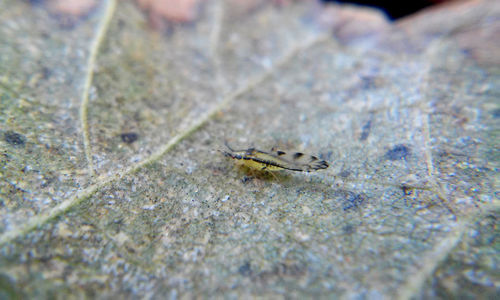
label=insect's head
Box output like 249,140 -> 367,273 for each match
218,149 -> 234,158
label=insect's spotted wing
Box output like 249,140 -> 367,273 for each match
270,149 -> 329,171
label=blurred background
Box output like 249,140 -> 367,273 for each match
323,0 -> 453,19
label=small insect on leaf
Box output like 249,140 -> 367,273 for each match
221,142 -> 329,172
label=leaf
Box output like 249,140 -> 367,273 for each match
0,0 -> 498,298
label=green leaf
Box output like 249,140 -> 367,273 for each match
0,0 -> 498,297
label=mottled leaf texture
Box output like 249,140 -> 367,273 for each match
0,0 -> 498,298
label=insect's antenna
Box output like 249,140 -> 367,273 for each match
218,149 -> 233,157
217,141 -> 235,158
224,140 -> 235,152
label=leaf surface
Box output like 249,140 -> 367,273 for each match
0,0 -> 498,298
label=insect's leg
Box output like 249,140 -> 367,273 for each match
260,165 -> 277,180
268,170 -> 278,180
246,168 -> 257,178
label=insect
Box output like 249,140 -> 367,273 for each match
221,142 -> 329,173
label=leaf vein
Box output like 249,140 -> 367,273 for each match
0,33 -> 329,246
80,0 -> 117,177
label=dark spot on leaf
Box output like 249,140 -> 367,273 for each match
360,119 -> 372,141
118,18 -> 126,29
401,185 -> 413,196
320,151 -> 333,161
276,150 -> 286,156
274,262 -> 305,277
339,169 -> 351,178
121,132 -> 138,144
342,192 -> 365,211
385,144 -> 410,160
40,31 -> 50,39
293,152 -> 304,159
238,262 -> 251,276
360,75 -> 379,89
115,96 -> 126,104
4,131 -> 26,147
310,155 -> 318,161
342,224 -> 356,234
40,175 -> 56,188
491,108 -> 500,118
41,67 -> 51,79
